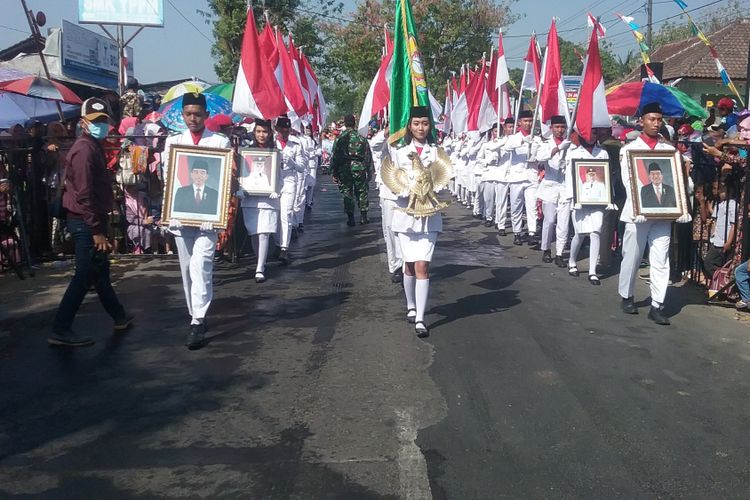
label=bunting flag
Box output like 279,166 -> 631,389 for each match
673,0 -> 688,8
389,0 -> 432,144
359,30 -> 394,134
615,13 -> 653,70
575,29 -> 610,143
539,19 -> 570,124
232,7 -> 286,119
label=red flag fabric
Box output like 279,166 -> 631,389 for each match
231,8 -> 286,119
539,19 -> 570,123
575,29 -> 610,142
521,34 -> 541,91
275,29 -> 308,116
358,40 -> 394,134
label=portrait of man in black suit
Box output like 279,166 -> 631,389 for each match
640,162 -> 676,208
173,159 -> 219,215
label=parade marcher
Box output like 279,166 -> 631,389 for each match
275,116 -> 306,263
237,120 -> 281,283
617,102 -> 692,325
163,92 -> 231,349
330,114 -> 374,226
380,106 -> 451,338
485,118 -> 516,234
303,124 -> 320,212
535,115 -> 572,266
49,98 -> 133,347
371,127 -> 404,283
293,125 -> 312,233
566,128 -> 617,284
477,123 -> 505,227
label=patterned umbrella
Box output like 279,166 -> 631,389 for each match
203,83 -> 235,101
0,76 -> 82,104
606,81 -> 708,119
162,81 -> 208,103
159,93 -> 233,131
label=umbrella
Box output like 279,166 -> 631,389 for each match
0,91 -> 79,128
0,76 -> 82,104
606,81 -> 708,119
158,93 -> 233,131
162,81 -> 209,103
203,83 -> 235,101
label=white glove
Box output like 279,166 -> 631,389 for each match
632,215 -> 647,223
605,203 -> 618,211
676,213 -> 693,223
573,203 -> 583,210
521,135 -> 533,145
269,192 -> 280,199
168,218 -> 182,230
558,140 -> 572,151
235,190 -> 245,199
200,222 -> 214,231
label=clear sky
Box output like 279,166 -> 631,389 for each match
0,0 -> 738,85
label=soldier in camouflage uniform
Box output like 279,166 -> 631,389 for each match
331,114 -> 374,226
119,81 -> 142,119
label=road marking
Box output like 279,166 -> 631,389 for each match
396,409 -> 433,500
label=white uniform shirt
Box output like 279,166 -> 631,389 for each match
502,132 -> 542,183
619,135 -> 676,222
278,135 -> 306,179
370,131 -> 398,201
536,138 -> 567,202
389,142 -> 443,234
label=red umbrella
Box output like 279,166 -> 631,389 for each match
0,76 -> 82,104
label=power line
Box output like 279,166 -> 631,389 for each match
0,23 -> 29,35
166,0 -> 213,43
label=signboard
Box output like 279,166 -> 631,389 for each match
563,75 -> 582,115
61,20 -> 134,89
78,0 -> 164,27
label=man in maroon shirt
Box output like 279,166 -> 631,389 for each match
48,98 -> 132,347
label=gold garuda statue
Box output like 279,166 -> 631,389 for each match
381,148 -> 452,218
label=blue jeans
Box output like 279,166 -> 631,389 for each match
52,218 -> 125,331
735,260 -> 750,302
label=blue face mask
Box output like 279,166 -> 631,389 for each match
87,121 -> 109,140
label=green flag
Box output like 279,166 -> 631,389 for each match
388,0 -> 431,145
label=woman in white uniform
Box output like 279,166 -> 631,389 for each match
390,106 -> 446,338
567,128 -> 617,285
237,119 -> 281,283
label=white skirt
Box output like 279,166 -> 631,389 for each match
243,207 -> 278,235
572,207 -> 604,234
397,232 -> 438,262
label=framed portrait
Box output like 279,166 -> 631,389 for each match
238,148 -> 280,196
162,144 -> 234,229
627,150 -> 688,219
572,159 -> 611,206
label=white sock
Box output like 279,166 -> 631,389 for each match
403,274 -> 416,311
255,233 -> 269,273
568,233 -> 583,268
589,232 -> 600,276
415,279 -> 430,324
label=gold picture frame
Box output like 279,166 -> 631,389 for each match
238,147 -> 280,196
627,149 -> 688,220
571,158 -> 612,206
162,144 -> 234,229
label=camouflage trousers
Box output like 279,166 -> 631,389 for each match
338,170 -> 370,214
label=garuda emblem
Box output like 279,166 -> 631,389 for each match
381,147 -> 452,218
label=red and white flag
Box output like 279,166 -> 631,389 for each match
451,66 -> 469,134
520,34 -> 542,92
489,32 -> 512,120
539,19 -> 570,124
275,28 -> 308,118
467,56 -> 497,132
575,29 -> 609,143
232,8 -> 286,119
358,30 -> 394,134
259,23 -> 280,82
587,13 -> 607,37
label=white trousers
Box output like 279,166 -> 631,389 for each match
278,175 -> 297,249
293,171 -> 307,226
496,181 -> 530,234
174,228 -> 217,321
568,231 -> 600,275
618,221 -> 671,305
473,177 -> 483,215
304,171 -> 316,207
541,200 -> 571,255
482,181 -> 496,220
524,182 -> 539,234
380,197 -> 403,273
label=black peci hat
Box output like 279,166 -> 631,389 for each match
254,119 -> 273,129
550,115 -> 567,125
519,109 -> 533,119
647,162 -> 662,172
182,92 -> 207,109
504,117 -> 515,125
641,102 -> 663,115
409,106 -> 430,119
276,116 -> 292,128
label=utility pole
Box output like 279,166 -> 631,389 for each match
646,0 -> 653,47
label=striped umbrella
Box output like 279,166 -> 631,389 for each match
158,93 -> 233,131
606,81 -> 708,119
162,81 -> 208,103
0,76 -> 82,104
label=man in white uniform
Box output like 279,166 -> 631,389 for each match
163,92 -> 231,349
275,116 -> 306,264
535,115 -> 572,266
371,127 -> 404,283
303,124 -> 320,212
618,102 -> 691,325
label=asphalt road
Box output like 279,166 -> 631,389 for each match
1,175 -> 749,499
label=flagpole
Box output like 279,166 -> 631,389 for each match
529,45 -> 548,151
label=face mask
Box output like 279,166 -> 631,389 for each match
87,121 -> 109,140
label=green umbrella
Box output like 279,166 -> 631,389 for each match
203,83 -> 235,101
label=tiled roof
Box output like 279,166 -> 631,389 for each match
623,18 -> 750,82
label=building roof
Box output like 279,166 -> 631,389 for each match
0,36 -> 44,62
624,18 -> 750,83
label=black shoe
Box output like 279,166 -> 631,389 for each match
527,233 -> 538,246
483,220 -> 494,227
473,213 -> 482,220
113,313 -> 135,333
255,272 -> 266,283
513,235 -> 523,246
621,296 -> 638,315
298,223 -> 304,233
278,249 -> 290,265
391,268 -> 403,284
346,213 -> 356,226
415,321 -> 430,338
360,211 -> 369,224
588,275 -> 601,286
648,306 -> 670,325
406,308 -> 417,324
291,227 -> 299,240
568,266 -> 579,277
498,228 -> 506,236
519,233 -> 529,243
554,256 -> 566,268
542,250 -> 552,263
305,205 -> 312,212
186,324 -> 206,350
48,329 -> 94,347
